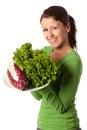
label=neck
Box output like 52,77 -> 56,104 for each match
51,44 -> 73,61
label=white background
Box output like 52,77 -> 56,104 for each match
0,0 -> 87,130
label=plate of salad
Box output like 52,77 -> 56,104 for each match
3,42 -> 60,91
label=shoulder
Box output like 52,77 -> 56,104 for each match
41,46 -> 53,55
71,50 -> 82,67
65,50 -> 82,66
60,50 -> 83,75
66,50 -> 83,75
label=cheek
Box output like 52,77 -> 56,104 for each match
43,32 -> 48,39
59,29 -> 67,39
54,29 -> 62,36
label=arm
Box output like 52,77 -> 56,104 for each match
38,59 -> 82,113
31,91 -> 42,100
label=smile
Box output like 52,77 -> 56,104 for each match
49,38 -> 56,42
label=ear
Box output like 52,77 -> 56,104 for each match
66,23 -> 70,32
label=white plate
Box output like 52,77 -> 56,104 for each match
29,83 -> 49,92
3,74 -> 49,92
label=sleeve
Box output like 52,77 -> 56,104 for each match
38,59 -> 82,113
31,91 -> 42,100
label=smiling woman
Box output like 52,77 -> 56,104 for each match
0,0 -> 86,130
31,5 -> 83,130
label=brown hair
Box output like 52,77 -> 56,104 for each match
40,6 -> 77,49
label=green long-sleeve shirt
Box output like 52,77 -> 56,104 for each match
31,46 -> 82,130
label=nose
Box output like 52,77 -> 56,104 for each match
48,29 -> 54,37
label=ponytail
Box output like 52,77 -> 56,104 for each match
68,15 -> 77,49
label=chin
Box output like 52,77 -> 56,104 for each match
51,44 -> 59,48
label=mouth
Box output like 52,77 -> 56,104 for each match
49,38 -> 57,42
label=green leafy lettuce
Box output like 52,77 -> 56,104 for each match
13,42 -> 60,87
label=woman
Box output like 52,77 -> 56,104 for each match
31,6 -> 82,130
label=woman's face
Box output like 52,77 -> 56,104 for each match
41,17 -> 70,48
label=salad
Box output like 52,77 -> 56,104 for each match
7,42 -> 60,90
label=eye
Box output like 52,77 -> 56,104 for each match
52,26 -> 58,30
43,28 -> 48,32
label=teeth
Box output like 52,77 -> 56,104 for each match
50,38 -> 56,42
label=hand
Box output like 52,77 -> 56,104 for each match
38,83 -> 56,97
